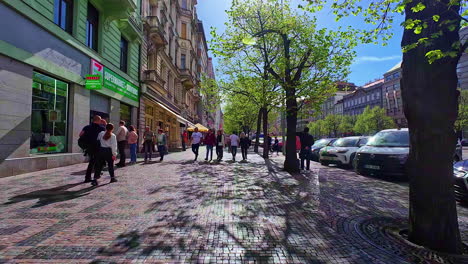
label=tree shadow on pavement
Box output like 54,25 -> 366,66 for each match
2,183 -> 98,208
93,155 -> 376,263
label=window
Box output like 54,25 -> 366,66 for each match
86,3 -> 99,51
54,0 -> 73,33
182,23 -> 187,39
120,103 -> 131,127
181,54 -> 186,69
120,37 -> 128,72
30,72 -> 69,154
182,0 -> 188,9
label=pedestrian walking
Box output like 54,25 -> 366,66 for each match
115,121 -> 128,167
297,127 -> 315,171
143,127 -> 155,162
127,125 -> 138,164
191,127 -> 203,161
267,134 -> 273,153
204,129 -> 216,161
156,129 -> 168,161
216,130 -> 225,161
273,136 -> 280,155
225,133 -> 231,153
230,132 -> 240,161
182,130 -> 188,151
79,115 -> 105,183
240,132 -> 250,161
93,123 -> 118,186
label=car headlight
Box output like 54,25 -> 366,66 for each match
336,149 -> 349,153
454,169 -> 467,178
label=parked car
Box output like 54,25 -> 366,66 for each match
319,136 -> 369,167
461,139 -> 468,146
354,129 -> 410,177
355,128 -> 463,178
454,159 -> 468,202
310,138 -> 337,161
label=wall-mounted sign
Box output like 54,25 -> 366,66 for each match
90,59 -> 138,102
85,75 -> 102,90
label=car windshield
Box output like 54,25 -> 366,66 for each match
332,138 -> 359,147
313,139 -> 333,148
367,131 -> 409,147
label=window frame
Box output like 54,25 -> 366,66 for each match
120,36 -> 129,73
86,2 -> 99,51
53,0 -> 74,33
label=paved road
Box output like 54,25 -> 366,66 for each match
0,150 -> 467,263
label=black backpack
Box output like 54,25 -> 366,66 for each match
78,135 -> 90,151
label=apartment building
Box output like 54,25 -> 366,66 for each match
383,62 -> 407,127
0,0 -> 142,176
140,0 -> 208,150
458,26 -> 468,90
343,79 -> 384,116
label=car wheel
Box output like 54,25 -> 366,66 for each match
320,160 -> 329,166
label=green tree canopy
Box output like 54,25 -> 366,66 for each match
354,106 -> 395,135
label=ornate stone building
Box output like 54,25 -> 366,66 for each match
140,0 -> 208,150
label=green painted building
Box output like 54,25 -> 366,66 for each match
0,0 -> 143,177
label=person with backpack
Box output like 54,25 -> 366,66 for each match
92,123 -> 118,186
79,115 -> 105,183
155,129 -> 168,162
142,127 -> 155,163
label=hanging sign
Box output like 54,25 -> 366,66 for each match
85,75 -> 102,90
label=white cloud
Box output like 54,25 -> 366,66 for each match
354,55 -> 401,64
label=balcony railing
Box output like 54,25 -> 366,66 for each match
147,16 -> 167,46
143,70 -> 166,89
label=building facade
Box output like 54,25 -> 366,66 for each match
140,0 -> 209,150
383,62 -> 407,127
343,79 -> 384,116
0,0 -> 142,177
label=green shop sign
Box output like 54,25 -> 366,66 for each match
85,75 -> 102,90
103,68 -> 139,102
90,59 -> 138,102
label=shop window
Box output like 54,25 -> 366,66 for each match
86,3 -> 99,51
120,103 -> 132,127
54,0 -> 73,33
120,37 -> 129,72
30,72 -> 68,154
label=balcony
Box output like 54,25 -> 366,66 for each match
93,0 -> 137,19
179,8 -> 192,17
117,11 -> 142,42
143,70 -> 166,94
180,69 -> 196,89
147,16 -> 167,46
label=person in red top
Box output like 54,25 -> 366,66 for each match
204,129 -> 216,161
182,130 -> 188,151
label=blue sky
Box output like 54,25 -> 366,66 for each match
197,0 -> 405,86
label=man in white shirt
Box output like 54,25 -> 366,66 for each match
191,127 -> 203,161
229,132 -> 240,161
115,121 -> 128,167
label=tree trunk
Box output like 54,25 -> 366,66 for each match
402,0 -> 462,254
262,107 -> 269,159
254,108 -> 262,153
284,88 -> 299,173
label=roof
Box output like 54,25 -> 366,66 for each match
386,61 -> 402,74
363,78 -> 384,88
380,128 -> 409,132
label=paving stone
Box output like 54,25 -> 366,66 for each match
0,150 -> 466,263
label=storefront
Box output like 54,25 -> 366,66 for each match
30,72 -> 69,154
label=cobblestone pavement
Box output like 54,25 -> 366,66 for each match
0,149 -> 467,264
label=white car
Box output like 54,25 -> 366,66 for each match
319,136 -> 369,167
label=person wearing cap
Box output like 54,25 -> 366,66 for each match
156,128 -> 168,162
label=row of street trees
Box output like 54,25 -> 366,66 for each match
212,0 -> 467,255
308,106 -> 395,138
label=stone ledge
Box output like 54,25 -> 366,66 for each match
0,153 -> 86,178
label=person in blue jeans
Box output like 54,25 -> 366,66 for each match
127,125 -> 138,164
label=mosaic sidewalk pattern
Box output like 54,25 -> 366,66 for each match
0,150 -> 467,263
